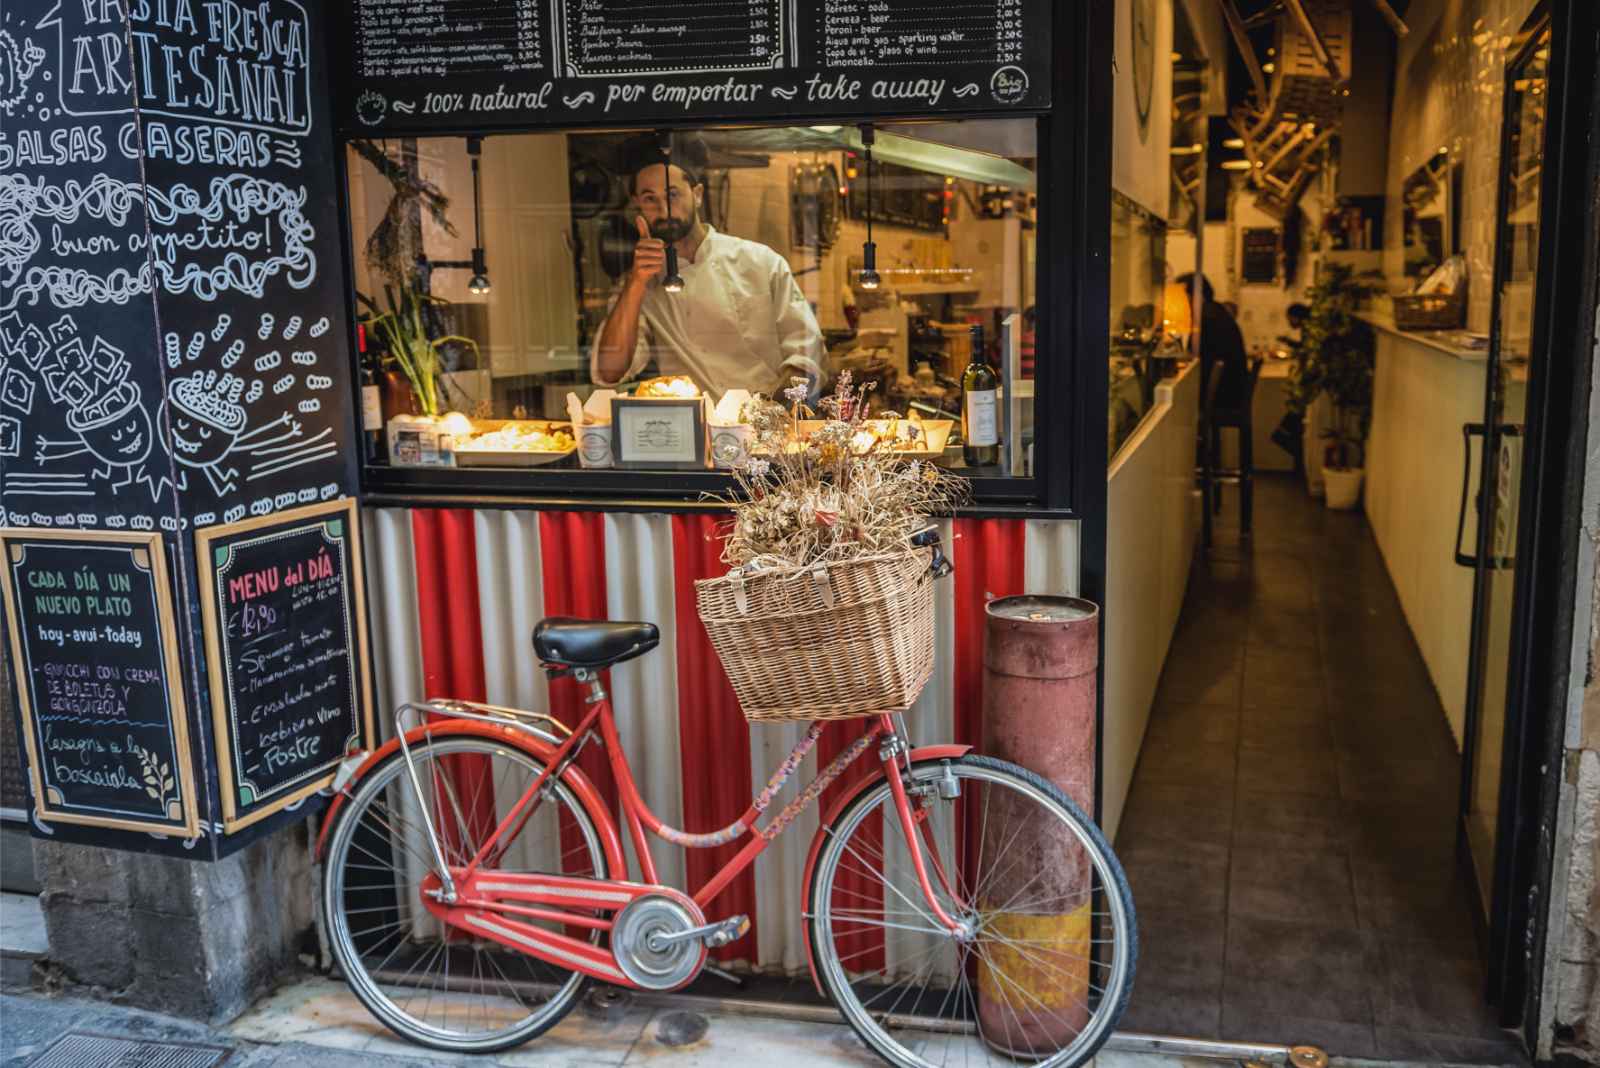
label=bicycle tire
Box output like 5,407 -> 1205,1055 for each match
806,753 -> 1137,1068
322,736 -> 609,1054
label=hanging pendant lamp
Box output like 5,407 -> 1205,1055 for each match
658,130 -> 685,293
858,123 -> 880,290
466,136 -> 491,294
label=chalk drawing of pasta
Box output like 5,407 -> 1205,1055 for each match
34,379 -> 171,499
163,369 -> 303,496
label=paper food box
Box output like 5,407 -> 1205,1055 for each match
566,389 -> 619,468
709,389 -> 755,469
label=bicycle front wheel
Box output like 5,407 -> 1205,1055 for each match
807,754 -> 1136,1068
322,736 -> 610,1054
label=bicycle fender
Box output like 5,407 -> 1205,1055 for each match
314,720 -> 627,877
799,744 -> 972,995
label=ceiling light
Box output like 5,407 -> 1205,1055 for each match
1221,159 -> 1253,171
1223,137 -> 1245,149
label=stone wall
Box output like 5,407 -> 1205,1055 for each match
31,828 -> 314,1024
1547,294 -> 1600,1063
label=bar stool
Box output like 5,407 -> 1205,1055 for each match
1201,357 -> 1264,544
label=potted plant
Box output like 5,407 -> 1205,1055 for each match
1290,263 -> 1379,509
357,284 -> 478,419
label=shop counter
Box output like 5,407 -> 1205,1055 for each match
1103,360 -> 1200,840
1362,313 -> 1496,747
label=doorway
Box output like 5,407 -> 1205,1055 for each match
1103,0 -> 1600,1057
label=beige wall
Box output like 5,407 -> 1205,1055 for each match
1112,0 -> 1175,221
1105,360 -> 1201,840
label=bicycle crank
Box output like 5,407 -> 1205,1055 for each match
612,894 -> 728,990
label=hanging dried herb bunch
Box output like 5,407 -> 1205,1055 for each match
720,373 -> 967,571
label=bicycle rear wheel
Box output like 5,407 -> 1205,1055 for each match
322,736 -> 609,1054
806,754 -> 1136,1068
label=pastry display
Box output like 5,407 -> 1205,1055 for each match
451,419 -> 576,467
635,375 -> 701,399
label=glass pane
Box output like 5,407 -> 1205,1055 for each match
1107,192 -> 1176,459
1467,26 -> 1547,907
344,120 -> 1037,477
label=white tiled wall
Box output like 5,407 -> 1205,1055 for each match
1382,0 -> 1539,332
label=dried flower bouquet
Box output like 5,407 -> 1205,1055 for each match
719,374 -> 967,572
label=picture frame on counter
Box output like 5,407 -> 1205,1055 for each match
610,398 -> 707,470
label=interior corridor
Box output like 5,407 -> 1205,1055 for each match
1115,474 -> 1523,1063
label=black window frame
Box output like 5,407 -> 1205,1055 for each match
334,7 -> 1109,523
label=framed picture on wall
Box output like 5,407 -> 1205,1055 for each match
1242,228 -> 1280,284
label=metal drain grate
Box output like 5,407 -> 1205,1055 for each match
28,1032 -> 232,1068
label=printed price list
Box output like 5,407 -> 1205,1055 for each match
558,0 -> 788,77
818,0 -> 1025,68
356,0 -> 545,79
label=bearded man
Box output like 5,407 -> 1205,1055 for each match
590,133 -> 824,396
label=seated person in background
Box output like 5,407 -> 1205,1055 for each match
1272,302 -> 1313,467
1177,272 -> 1249,410
591,133 -> 824,397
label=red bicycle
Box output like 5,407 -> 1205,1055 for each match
319,534 -> 1135,1067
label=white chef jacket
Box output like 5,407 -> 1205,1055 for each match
590,227 -> 824,395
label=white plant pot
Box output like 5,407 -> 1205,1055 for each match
1323,466 -> 1364,510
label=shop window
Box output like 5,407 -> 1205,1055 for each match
343,120 -> 1037,488
1107,191 -> 1176,459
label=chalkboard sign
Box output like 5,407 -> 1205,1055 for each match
195,499 -> 373,832
0,0 -> 358,537
342,0 -> 1049,132
1241,228 -> 1280,285
0,530 -> 199,837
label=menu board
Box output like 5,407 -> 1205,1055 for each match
357,0 -> 547,79
341,0 -> 1049,131
195,500 -> 372,832
0,530 -> 199,837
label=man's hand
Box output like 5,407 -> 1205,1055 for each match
629,216 -> 666,289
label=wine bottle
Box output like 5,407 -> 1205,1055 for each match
358,324 -> 384,463
961,324 -> 999,467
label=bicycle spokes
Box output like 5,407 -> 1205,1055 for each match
809,758 -> 1135,1067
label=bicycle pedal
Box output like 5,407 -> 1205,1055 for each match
704,915 -> 750,948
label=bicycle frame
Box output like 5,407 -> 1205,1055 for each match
383,671 -> 970,986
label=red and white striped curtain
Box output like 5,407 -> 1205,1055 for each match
363,507 -> 1081,973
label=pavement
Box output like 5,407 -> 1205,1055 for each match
0,971 -> 1528,1068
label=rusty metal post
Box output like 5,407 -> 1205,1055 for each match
976,595 -> 1099,1054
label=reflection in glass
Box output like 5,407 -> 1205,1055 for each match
343,121 -> 1038,477
1466,25 -> 1547,911
1107,191 -> 1176,458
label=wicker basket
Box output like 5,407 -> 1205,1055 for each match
695,548 -> 936,723
1392,291 -> 1466,331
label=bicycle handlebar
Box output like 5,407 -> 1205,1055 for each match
911,526 -> 954,580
